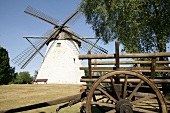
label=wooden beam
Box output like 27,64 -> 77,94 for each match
23,36 -> 48,39
91,61 -> 170,65
80,66 -> 170,71
89,70 -> 170,72
80,78 -> 170,83
79,52 -> 170,59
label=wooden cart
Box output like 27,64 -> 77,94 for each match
79,41 -> 170,113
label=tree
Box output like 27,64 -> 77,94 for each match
0,46 -> 15,85
81,0 -> 170,98
13,71 -> 33,84
81,0 -> 170,53
33,70 -> 38,80
19,71 -> 32,84
13,72 -> 23,84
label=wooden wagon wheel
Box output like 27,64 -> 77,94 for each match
85,71 -> 167,113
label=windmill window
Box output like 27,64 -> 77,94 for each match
56,43 -> 61,47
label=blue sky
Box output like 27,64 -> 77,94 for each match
0,0 -> 169,76
0,0 -> 114,75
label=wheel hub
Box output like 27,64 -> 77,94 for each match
115,99 -> 133,113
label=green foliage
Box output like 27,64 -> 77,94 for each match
81,0 -> 170,53
0,46 -> 34,85
84,70 -> 89,76
13,71 -> 33,84
81,0 -> 170,98
96,71 -> 107,76
33,70 -> 38,79
0,46 -> 16,85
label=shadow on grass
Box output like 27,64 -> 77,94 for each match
91,106 -> 113,113
91,105 -> 167,113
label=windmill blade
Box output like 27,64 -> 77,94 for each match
79,37 -> 108,54
61,5 -> 83,26
25,38 -> 44,58
12,30 -> 54,69
79,36 -> 108,53
63,28 -> 108,54
80,41 -> 101,54
23,36 -> 48,39
68,11 -> 82,25
24,5 -> 59,26
12,38 -> 47,69
23,29 -> 53,39
89,38 -> 100,52
21,28 -> 61,69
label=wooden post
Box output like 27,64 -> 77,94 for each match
88,51 -> 92,79
115,41 -> 120,70
151,57 -> 156,79
115,41 -> 120,83
137,63 -> 142,74
93,60 -> 97,76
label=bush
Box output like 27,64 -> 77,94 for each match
13,72 -> 33,84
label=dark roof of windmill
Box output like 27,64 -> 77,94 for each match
59,26 -> 81,47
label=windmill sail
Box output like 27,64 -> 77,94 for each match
12,38 -> 46,69
12,30 -> 52,69
63,28 -> 108,54
24,5 -> 59,26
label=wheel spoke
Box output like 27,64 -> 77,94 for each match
106,98 -> 110,103
98,88 -> 117,103
128,80 -> 144,100
92,95 -> 107,113
131,94 -> 156,105
99,83 -> 108,91
133,107 -> 158,113
91,101 -> 115,108
128,82 -> 133,87
110,77 -> 121,100
105,109 -> 116,113
94,96 -> 106,102
123,75 -> 128,99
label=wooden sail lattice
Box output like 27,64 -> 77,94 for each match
12,30 -> 52,69
25,5 -> 59,26
62,27 -> 108,54
64,29 -> 108,54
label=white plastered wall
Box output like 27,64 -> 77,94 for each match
36,39 -> 84,84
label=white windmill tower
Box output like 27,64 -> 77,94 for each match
36,27 -> 84,84
12,5 -> 108,84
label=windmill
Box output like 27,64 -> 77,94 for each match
12,5 -> 108,84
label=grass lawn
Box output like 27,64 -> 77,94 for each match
0,84 -> 170,113
0,84 -> 82,113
